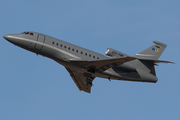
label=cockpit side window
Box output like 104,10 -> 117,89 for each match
21,32 -> 29,34
21,32 -> 34,36
30,33 -> 34,36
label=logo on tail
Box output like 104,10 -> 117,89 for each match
152,48 -> 159,52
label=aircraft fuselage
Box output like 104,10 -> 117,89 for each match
4,32 -> 158,85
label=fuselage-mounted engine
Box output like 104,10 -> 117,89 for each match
106,48 -> 127,57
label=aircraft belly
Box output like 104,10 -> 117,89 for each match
53,61 -> 138,81
101,67 -> 141,81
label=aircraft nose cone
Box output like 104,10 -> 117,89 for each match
3,34 -> 19,44
3,35 -> 10,40
3,34 -> 15,42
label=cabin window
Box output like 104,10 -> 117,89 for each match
81,52 -> 83,54
52,42 -> 54,44
97,57 -> 99,59
60,44 -> 62,47
64,46 -> 66,48
89,54 -> 91,57
93,56 -> 95,58
68,47 -> 70,50
72,49 -> 74,51
56,43 -> 59,46
76,50 -> 78,53
85,53 -> 87,56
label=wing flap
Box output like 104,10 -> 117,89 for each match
65,67 -> 95,93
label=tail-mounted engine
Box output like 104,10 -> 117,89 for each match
106,48 -> 127,57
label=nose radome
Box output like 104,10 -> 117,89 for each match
3,34 -> 20,39
3,34 -> 10,40
3,34 -> 20,46
3,34 -> 20,43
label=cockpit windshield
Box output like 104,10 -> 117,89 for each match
21,32 -> 34,36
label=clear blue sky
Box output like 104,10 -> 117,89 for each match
0,0 -> 179,120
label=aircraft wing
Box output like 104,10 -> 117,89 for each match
65,67 -> 95,93
70,56 -> 136,72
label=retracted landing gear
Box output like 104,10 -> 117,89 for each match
87,68 -> 95,73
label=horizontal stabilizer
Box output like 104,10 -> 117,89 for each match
153,60 -> 174,64
138,59 -> 174,64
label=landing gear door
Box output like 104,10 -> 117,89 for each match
35,34 -> 45,50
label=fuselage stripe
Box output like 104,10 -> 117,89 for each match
8,36 -> 81,59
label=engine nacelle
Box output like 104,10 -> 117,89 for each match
106,48 -> 127,57
106,48 -> 136,71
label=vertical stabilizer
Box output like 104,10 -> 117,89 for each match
134,41 -> 167,60
133,41 -> 167,80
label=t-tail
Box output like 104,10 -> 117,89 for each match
134,41 -> 167,60
132,41 -> 173,83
